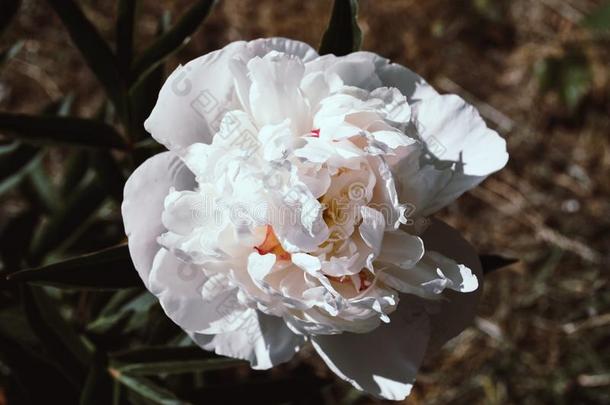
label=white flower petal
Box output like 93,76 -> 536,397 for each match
247,51 -> 311,134
376,231 -> 425,270
122,152 -> 194,288
190,310 -> 305,370
415,94 -> 509,177
359,206 -> 386,266
311,302 -> 430,400
419,219 -> 484,352
149,248 -> 242,334
247,252 -> 277,289
291,252 -> 322,275
370,86 -> 412,123
392,95 -> 509,216
247,37 -> 319,62
145,41 -> 249,150
368,52 -> 438,103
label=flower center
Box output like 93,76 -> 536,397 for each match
254,225 -> 291,260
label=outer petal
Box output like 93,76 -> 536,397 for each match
145,41 -> 249,150
122,152 -> 194,288
190,310 -> 305,370
420,219 -> 483,352
415,94 -> 509,177
306,51 -> 437,103
312,219 -> 482,400
311,304 -> 430,400
148,248 -> 243,334
247,37 -> 319,62
145,38 -> 318,151
393,95 -> 508,216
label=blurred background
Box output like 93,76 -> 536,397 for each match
0,0 -> 608,404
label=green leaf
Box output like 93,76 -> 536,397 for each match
0,141 -> 41,197
9,244 -> 142,290
21,285 -> 91,386
560,59 -> 591,111
0,330 -> 80,403
131,0 -> 216,79
116,0 -> 137,80
319,0 -> 362,56
0,40 -> 24,68
80,352 -> 114,405
46,0 -> 127,116
0,113 -> 127,149
60,150 -> 90,194
128,12 -> 170,142
91,150 -> 127,203
109,371 -> 188,405
111,346 -> 244,375
0,306 -> 38,346
582,1 -> 610,32
535,52 -> 592,112
0,0 -> 21,35
26,159 -> 61,213
0,212 -> 39,272
479,254 -> 517,274
29,175 -> 108,260
87,308 -> 135,335
188,374 -> 331,404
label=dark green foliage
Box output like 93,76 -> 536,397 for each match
46,0 -> 127,117
8,244 -> 142,290
479,254 -> 518,274
0,113 -> 128,149
535,51 -> 593,113
0,0 -> 20,36
131,0 -> 217,79
319,0 -> 362,56
582,1 -> 610,32
0,1 -> 252,401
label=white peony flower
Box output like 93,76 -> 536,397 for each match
122,38 -> 508,400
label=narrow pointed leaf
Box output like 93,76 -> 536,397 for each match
479,254 -> 518,274
80,352 -> 114,405
0,141 -> 41,197
319,0 -> 362,56
46,0 -> 126,113
131,0 -> 216,78
91,150 -> 126,203
87,309 -> 135,335
0,209 -> 39,271
109,371 -> 187,405
111,346 -> 244,375
27,160 -> 61,213
188,374 -> 332,404
0,0 -> 20,35
116,0 -> 137,80
129,12 -> 170,141
0,113 -> 127,149
60,150 -> 90,194
9,244 -> 142,290
21,286 -> 91,386
29,176 -> 108,260
0,40 -> 24,67
0,332 -> 80,403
